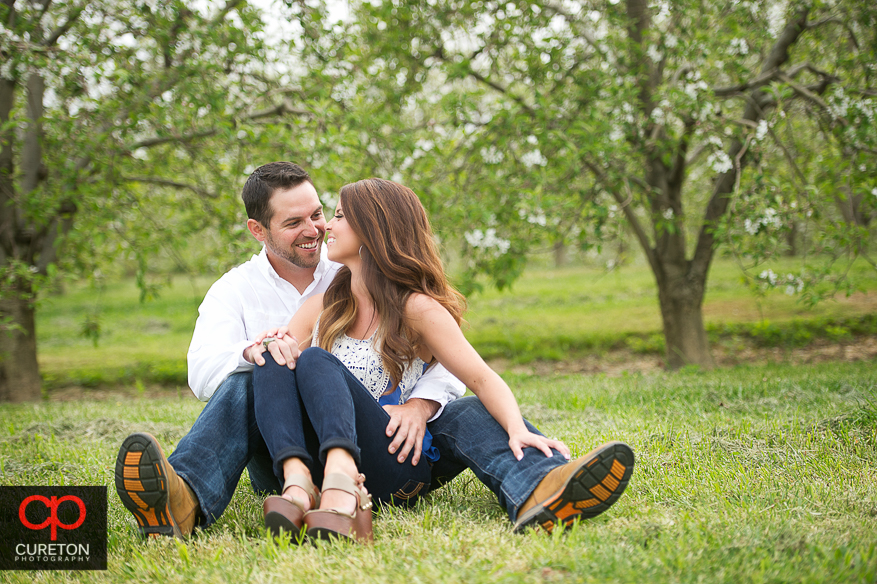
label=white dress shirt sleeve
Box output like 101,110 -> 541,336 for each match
187,278 -> 254,402
408,362 -> 467,421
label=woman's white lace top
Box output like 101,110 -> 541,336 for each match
312,317 -> 425,403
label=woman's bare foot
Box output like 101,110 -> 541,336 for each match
281,458 -> 316,511
320,448 -> 360,515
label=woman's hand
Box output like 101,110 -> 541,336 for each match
245,326 -> 301,368
508,430 -> 571,462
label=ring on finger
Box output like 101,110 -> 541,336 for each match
262,337 -> 276,348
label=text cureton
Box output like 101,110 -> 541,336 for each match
15,543 -> 90,556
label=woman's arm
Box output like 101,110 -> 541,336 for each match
246,294 -> 324,368
405,294 -> 570,461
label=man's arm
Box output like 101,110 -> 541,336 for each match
187,282 -> 254,401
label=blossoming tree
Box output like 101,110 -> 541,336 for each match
0,0 -> 328,401
348,0 -> 876,368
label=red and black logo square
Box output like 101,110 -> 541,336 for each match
0,486 -> 107,571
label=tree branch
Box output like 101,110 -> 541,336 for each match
42,4 -> 84,47
691,7 -> 810,277
120,175 -> 218,199
247,99 -> 312,120
778,72 -> 831,110
713,69 -> 782,97
582,157 -> 658,271
127,128 -> 219,150
433,45 -> 538,118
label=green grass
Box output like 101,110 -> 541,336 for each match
35,257 -> 877,388
1,361 -> 875,582
462,256 -> 877,361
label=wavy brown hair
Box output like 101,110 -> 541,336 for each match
318,178 -> 466,392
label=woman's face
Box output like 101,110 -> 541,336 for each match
325,201 -> 364,265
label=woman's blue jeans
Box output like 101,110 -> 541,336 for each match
167,360 -> 567,526
252,347 -> 432,507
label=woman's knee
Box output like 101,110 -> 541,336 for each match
252,352 -> 295,387
296,346 -> 332,370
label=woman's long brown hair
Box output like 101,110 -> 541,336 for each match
318,178 -> 466,392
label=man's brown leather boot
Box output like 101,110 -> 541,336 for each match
514,441 -> 634,533
115,432 -> 201,539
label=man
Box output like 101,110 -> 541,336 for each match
115,162 -> 633,539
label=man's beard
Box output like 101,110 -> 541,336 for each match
264,230 -> 322,269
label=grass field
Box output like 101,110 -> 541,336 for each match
34,256 -> 877,388
3,255 -> 874,582
0,361 -> 874,582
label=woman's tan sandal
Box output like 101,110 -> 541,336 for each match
263,473 -> 320,541
304,473 -> 373,544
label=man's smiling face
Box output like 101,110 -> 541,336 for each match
261,181 -> 326,270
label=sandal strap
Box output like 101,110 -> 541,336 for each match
321,473 -> 373,511
282,473 -> 320,508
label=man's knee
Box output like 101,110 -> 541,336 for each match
433,395 -> 491,429
211,371 -> 254,404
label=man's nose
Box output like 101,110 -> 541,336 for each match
304,218 -> 323,236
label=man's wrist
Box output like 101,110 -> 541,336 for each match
407,398 -> 440,419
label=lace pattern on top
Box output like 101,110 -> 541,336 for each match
312,317 -> 425,403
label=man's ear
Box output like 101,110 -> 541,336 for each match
247,218 -> 268,243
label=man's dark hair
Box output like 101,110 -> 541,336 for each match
241,162 -> 313,226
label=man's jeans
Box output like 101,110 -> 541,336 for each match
168,372 -> 280,526
428,396 -> 567,523
168,374 -> 566,526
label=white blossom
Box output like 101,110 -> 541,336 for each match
760,208 -> 779,229
707,151 -> 733,174
480,146 -> 504,164
521,149 -> 548,167
464,228 -> 511,257
519,209 -> 547,226
759,269 -> 778,286
729,38 -> 749,56
662,208 -> 674,220
755,120 -> 769,142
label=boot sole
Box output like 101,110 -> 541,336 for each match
115,432 -> 182,539
513,441 -> 634,533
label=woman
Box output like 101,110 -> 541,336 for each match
246,178 -> 570,543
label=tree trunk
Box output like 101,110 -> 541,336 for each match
0,280 -> 42,402
656,270 -> 714,369
553,240 -> 567,267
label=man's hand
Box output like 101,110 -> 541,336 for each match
383,398 -> 440,466
245,327 -> 301,368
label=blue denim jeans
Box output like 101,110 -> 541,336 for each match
428,396 -> 568,523
167,366 -> 565,526
253,347 -> 431,507
168,372 -> 281,526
